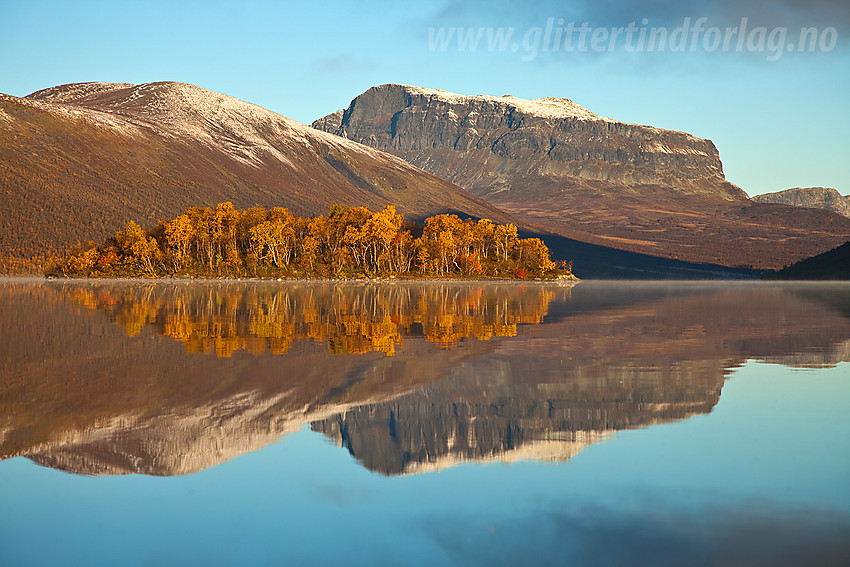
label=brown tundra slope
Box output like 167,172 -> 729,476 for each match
0,81 -> 513,269
313,84 -> 850,270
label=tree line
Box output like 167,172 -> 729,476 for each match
52,202 -> 572,279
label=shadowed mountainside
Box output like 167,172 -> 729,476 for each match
764,240 -> 850,280
313,84 -> 850,270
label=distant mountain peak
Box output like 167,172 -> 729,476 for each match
752,187 -> 850,218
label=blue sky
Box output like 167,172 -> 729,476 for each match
1,0 -> 848,196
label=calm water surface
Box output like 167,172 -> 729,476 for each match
1,279 -> 848,566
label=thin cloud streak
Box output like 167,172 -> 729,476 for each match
418,503 -> 850,567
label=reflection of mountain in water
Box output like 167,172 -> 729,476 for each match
313,366 -> 719,475
313,284 -> 850,475
1,281 -> 848,477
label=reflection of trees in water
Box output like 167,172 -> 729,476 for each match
67,283 -> 566,356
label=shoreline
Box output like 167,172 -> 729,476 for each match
1,274 -> 581,285
4,276 -> 850,287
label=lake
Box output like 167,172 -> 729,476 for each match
1,279 -> 848,566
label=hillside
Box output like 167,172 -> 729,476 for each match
0,81 -> 512,271
313,84 -> 850,270
764,240 -> 850,280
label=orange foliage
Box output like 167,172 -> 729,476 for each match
51,203 -> 569,280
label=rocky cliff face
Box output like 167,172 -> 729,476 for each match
312,84 -> 743,201
752,187 -> 850,218
313,84 -> 850,270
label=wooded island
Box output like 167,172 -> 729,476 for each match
52,203 -> 573,280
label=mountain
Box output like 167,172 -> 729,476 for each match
0,81 -> 511,270
764,240 -> 850,280
313,84 -> 850,270
752,187 -> 850,218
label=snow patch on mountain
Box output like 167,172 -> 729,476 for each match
401,84 -> 608,122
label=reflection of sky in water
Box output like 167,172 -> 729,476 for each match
2,361 -> 848,567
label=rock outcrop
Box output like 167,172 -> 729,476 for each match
752,187 -> 850,218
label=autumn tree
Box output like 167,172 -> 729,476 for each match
471,219 -> 495,260
421,214 -> 465,275
164,214 -> 195,271
250,217 -> 291,268
63,242 -> 100,276
185,207 -> 215,269
115,220 -> 160,274
514,237 -> 556,275
354,206 -> 405,274
493,223 -> 518,262
212,202 -> 241,268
